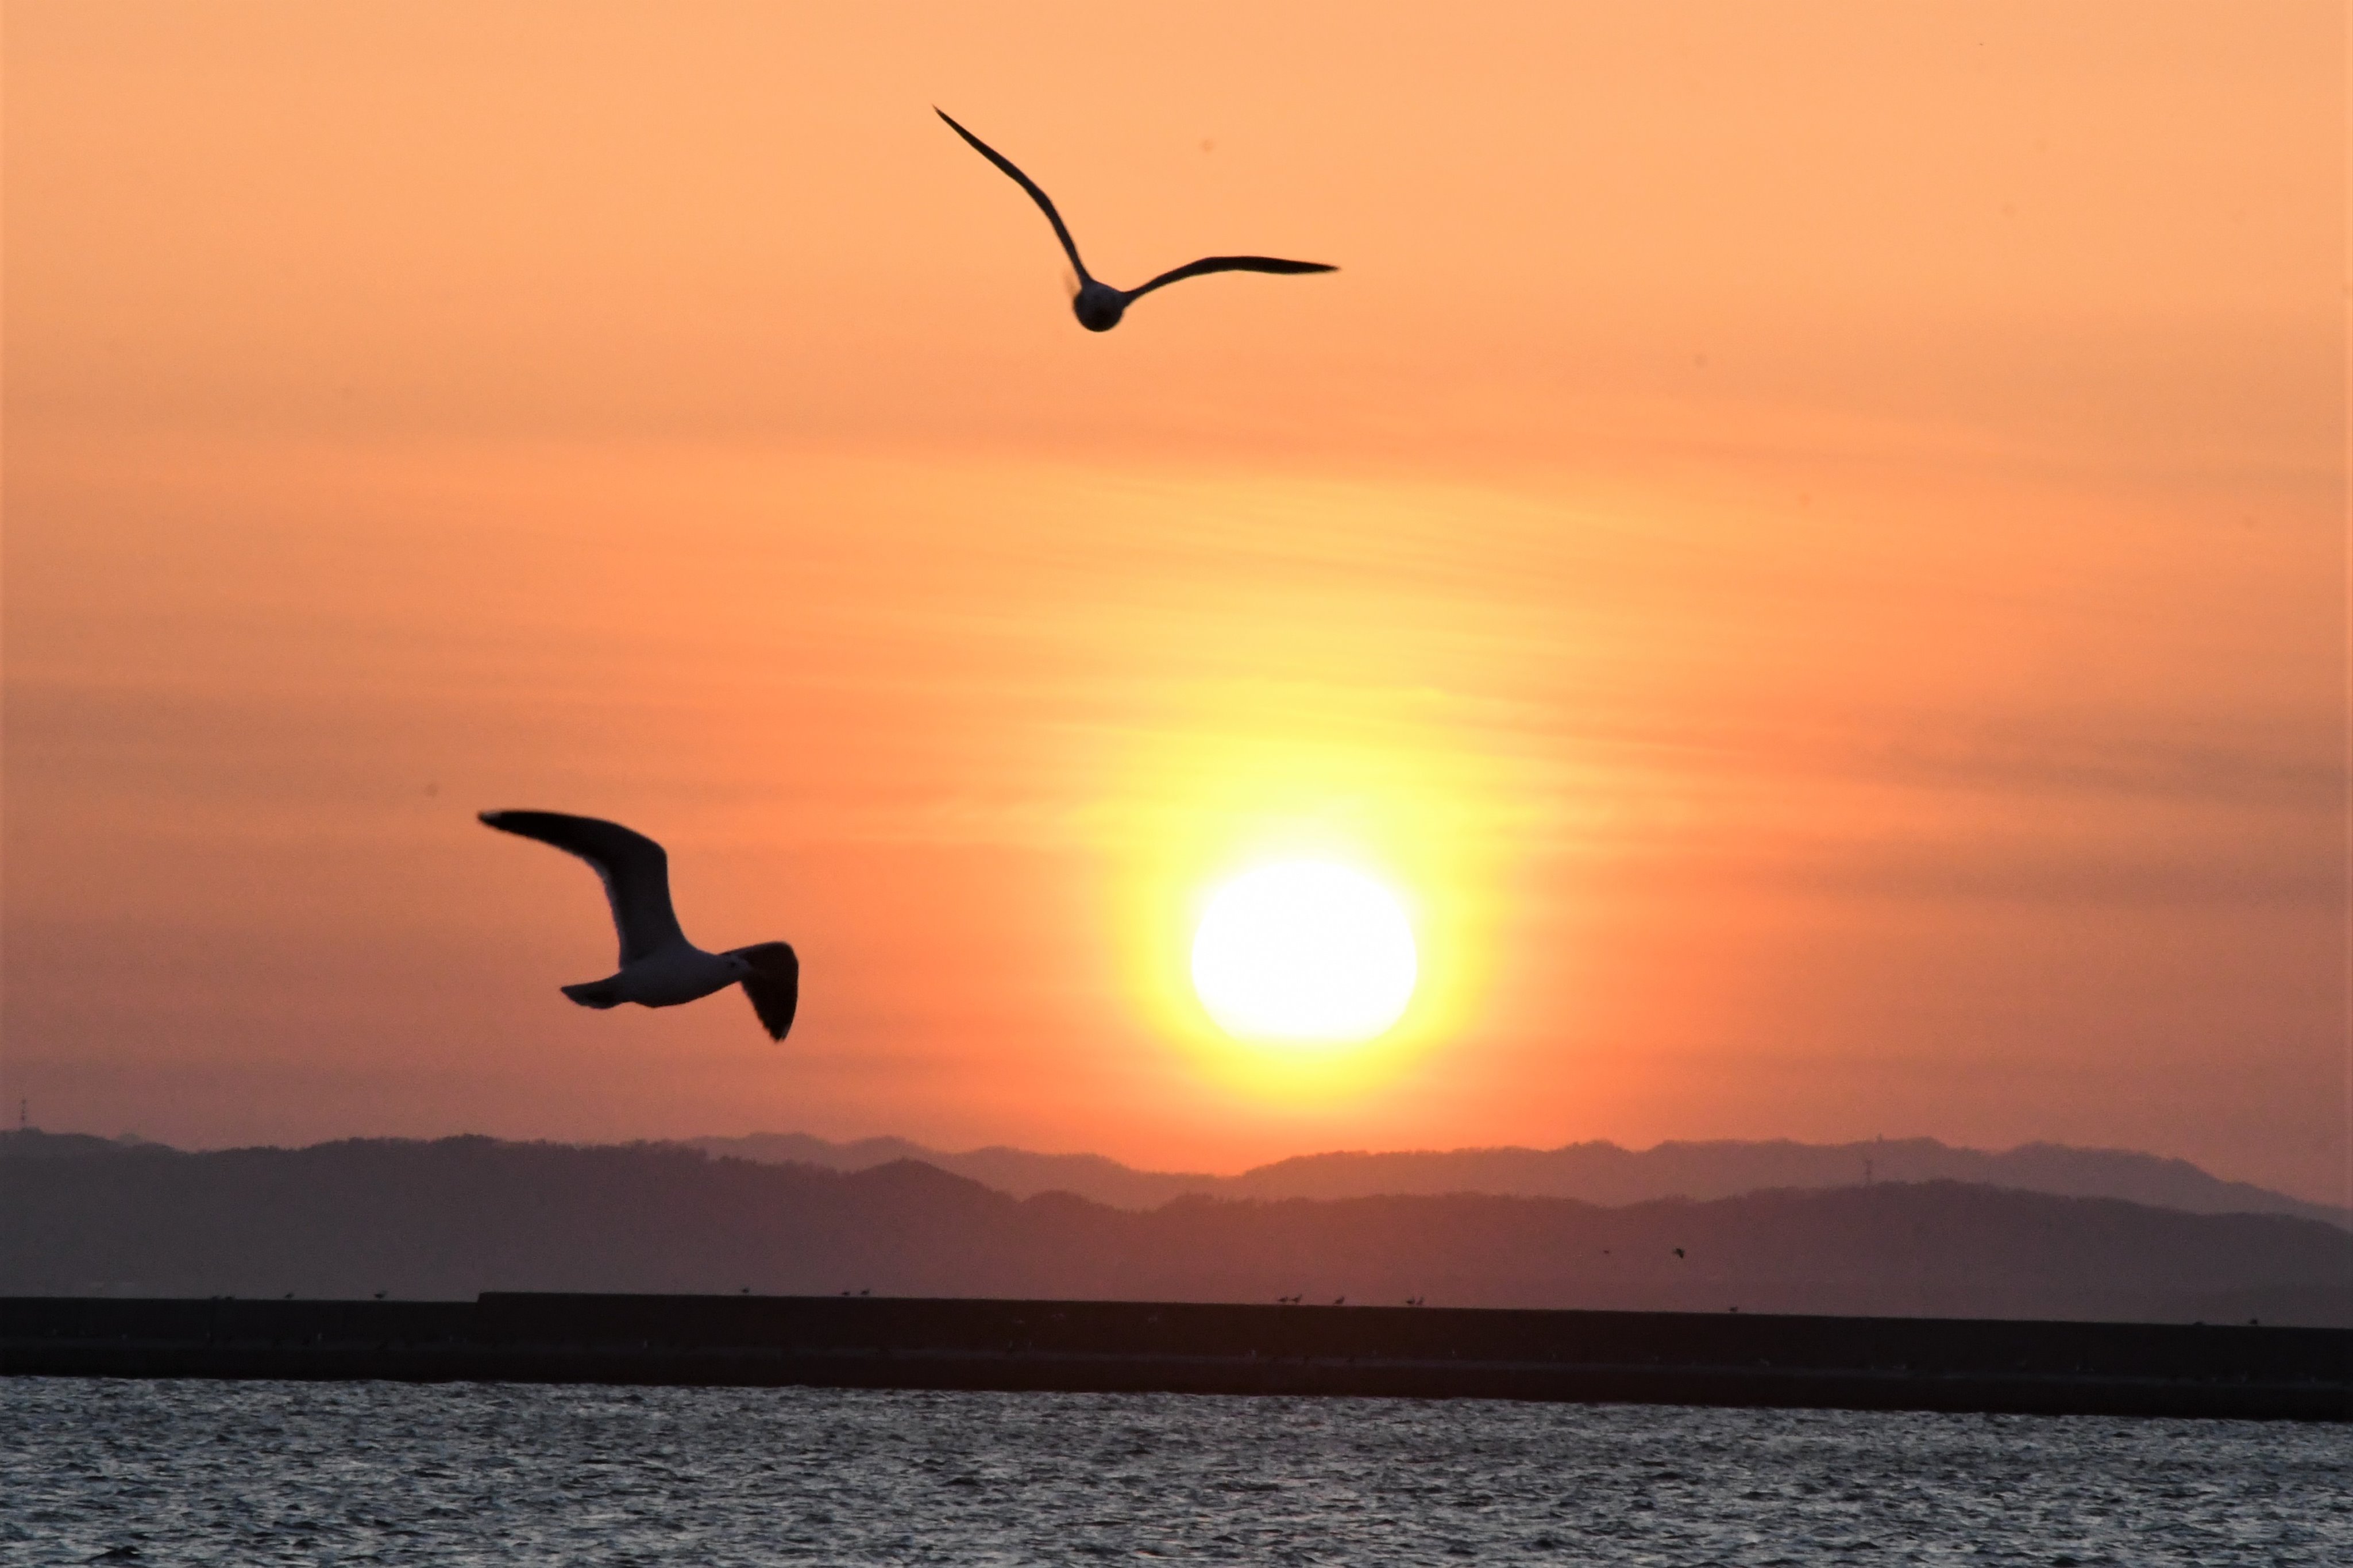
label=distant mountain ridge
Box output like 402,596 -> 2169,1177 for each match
0,1130 -> 169,1161
6,1136 -> 2348,1325
17,1126 -> 2340,1228
684,1132 -> 2352,1229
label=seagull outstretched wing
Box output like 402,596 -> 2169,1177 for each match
480,810 -> 687,966
1128,255 -> 1337,300
936,108 -> 1091,280
731,941 -> 800,1042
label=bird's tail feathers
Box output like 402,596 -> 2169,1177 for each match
560,977 -> 626,1010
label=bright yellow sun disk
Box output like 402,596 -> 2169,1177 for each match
1190,861 -> 1418,1044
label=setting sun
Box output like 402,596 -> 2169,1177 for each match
1190,861 -> 1418,1045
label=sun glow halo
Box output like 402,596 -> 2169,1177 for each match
1190,860 -> 1418,1045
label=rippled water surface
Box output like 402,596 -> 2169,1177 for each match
6,1378 -> 2348,1565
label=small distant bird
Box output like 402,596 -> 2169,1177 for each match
480,811 -> 799,1041
936,109 -> 1336,333
1672,1248 -> 1685,1260
1332,1296 -> 1346,1306
373,1291 -> 387,1300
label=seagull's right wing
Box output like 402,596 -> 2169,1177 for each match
1127,254 -> 1337,300
731,941 -> 800,1043
936,109 -> 1091,281
479,810 -> 688,966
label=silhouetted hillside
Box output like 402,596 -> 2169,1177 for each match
688,1133 -> 1218,1210
686,1131 -> 2351,1227
0,1130 -> 171,1161
5,1137 -> 2347,1324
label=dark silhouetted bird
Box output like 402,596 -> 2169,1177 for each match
1673,1248 -> 1685,1260
480,810 -> 799,1042
936,109 -> 1335,332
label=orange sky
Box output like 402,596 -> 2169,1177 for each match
5,2 -> 2346,1200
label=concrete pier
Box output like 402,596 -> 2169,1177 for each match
6,1293 -> 2347,1420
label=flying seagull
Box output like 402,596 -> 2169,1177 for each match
479,810 -> 799,1041
936,109 -> 1335,332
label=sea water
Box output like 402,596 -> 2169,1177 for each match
5,1377 -> 2347,1565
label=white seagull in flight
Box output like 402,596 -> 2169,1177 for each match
480,810 -> 799,1041
937,109 -> 1336,332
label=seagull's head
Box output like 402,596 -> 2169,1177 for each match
1071,280 -> 1127,333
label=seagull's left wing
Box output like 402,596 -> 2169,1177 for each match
936,109 -> 1093,281
1127,255 -> 1337,300
479,810 -> 686,965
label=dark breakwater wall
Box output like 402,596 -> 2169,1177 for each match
6,1293 -> 2347,1421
